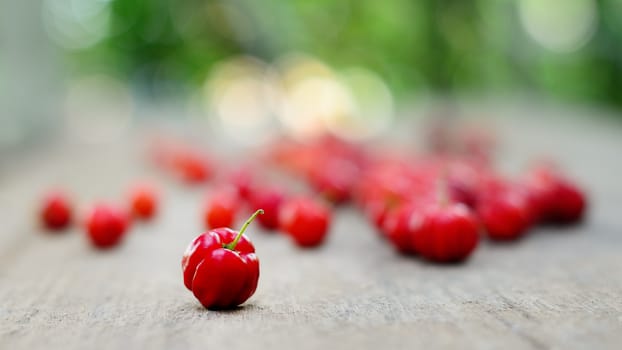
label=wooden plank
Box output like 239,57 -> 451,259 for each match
1,109 -> 622,349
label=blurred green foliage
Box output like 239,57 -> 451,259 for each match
65,0 -> 622,107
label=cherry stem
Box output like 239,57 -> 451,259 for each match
224,209 -> 264,251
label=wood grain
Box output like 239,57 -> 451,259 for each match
1,107 -> 622,350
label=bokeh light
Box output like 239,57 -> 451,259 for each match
276,55 -> 347,139
203,56 -> 280,145
42,0 -> 112,50
519,0 -> 597,53
334,67 -> 394,140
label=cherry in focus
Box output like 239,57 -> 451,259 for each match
182,210 -> 263,309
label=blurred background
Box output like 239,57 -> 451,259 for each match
2,0 -> 622,149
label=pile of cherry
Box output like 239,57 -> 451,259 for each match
38,128 -> 587,309
39,184 -> 157,248
40,131 -> 586,259
37,140 -> 333,250
267,134 -> 586,262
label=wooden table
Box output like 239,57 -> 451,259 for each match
2,105 -> 622,349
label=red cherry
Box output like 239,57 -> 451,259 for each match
447,161 -> 485,208
129,184 -> 158,220
524,167 -> 587,224
477,191 -> 531,241
85,204 -> 130,249
279,197 -> 331,248
549,180 -> 586,223
308,159 -> 358,204
174,151 -> 213,184
359,185 -> 406,235
226,166 -> 257,200
519,177 -> 554,224
204,188 -> 240,229
412,203 -> 479,263
448,179 -> 478,208
249,187 -> 285,230
382,203 -> 418,255
182,210 -> 262,309
40,192 -> 72,231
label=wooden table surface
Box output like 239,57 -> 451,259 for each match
1,106 -> 622,349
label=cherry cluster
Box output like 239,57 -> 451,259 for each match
205,185 -> 331,248
149,138 -> 332,249
38,125 -> 587,310
267,133 -> 586,263
39,183 -> 159,249
41,130 -> 586,260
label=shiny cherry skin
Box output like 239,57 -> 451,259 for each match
279,197 -> 331,248
477,191 -> 531,241
129,184 -> 158,220
249,187 -> 285,230
85,204 -> 130,249
40,191 -> 72,231
412,203 -> 479,263
204,188 -> 240,229
182,210 -> 262,309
